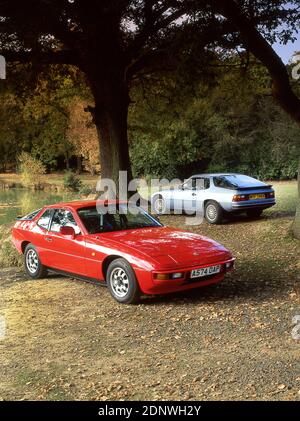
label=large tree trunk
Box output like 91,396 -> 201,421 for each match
94,97 -> 132,184
65,154 -> 70,170
292,159 -> 300,239
76,156 -> 82,175
87,66 -> 133,197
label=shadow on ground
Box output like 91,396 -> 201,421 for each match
142,257 -> 294,305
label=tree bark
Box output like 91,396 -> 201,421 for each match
292,159 -> 300,239
87,66 -> 133,196
298,159 -> 300,200
76,156 -> 82,175
65,155 -> 70,170
94,98 -> 132,185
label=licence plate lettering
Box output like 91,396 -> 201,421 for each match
249,194 -> 265,200
190,265 -> 221,279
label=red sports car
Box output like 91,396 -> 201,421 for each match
12,200 -> 235,304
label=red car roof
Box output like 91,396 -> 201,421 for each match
46,199 -> 127,210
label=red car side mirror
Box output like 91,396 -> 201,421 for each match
60,226 -> 76,239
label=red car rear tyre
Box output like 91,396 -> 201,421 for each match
24,244 -> 48,279
106,258 -> 141,304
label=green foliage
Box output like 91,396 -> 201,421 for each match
79,184 -> 95,197
0,225 -> 23,268
0,64 -> 91,172
129,57 -> 300,181
19,152 -> 46,189
63,171 -> 82,192
1,55 -> 299,182
0,0 -> 299,185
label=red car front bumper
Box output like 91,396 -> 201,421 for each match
136,257 -> 235,295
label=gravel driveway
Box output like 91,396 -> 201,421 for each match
0,210 -> 300,400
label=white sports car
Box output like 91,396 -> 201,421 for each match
151,173 -> 276,224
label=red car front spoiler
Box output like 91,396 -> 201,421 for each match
140,257 -> 236,295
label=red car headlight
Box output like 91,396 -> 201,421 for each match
171,272 -> 184,279
225,260 -> 235,270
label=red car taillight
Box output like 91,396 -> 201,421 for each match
232,194 -> 248,202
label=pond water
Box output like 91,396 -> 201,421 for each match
1,182 -> 297,226
0,189 -> 79,225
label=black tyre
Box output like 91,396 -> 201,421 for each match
205,200 -> 223,224
152,195 -> 166,215
106,258 -> 141,304
24,244 -> 48,279
247,209 -> 263,219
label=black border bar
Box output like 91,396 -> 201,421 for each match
0,401 -> 299,419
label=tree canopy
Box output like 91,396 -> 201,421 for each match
1,0 -> 300,236
130,55 -> 300,180
1,0 -> 300,181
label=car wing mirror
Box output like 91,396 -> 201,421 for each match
60,226 -> 76,239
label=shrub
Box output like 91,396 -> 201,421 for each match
0,225 -> 23,268
79,184 -> 95,197
19,152 -> 46,189
63,171 -> 82,192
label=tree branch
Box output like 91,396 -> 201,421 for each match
126,17 -> 236,80
0,49 -> 78,65
212,0 -> 300,124
126,2 -> 188,60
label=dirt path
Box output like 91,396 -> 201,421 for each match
0,212 -> 300,400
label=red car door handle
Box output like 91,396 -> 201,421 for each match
45,237 -> 53,242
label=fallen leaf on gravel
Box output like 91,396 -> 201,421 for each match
1,200 -> 300,401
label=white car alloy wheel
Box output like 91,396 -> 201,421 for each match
206,204 -> 217,222
109,267 -> 130,298
154,197 -> 166,214
205,200 -> 223,224
26,249 -> 39,274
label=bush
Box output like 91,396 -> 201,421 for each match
0,225 -> 23,268
19,152 -> 46,189
79,184 -> 95,197
63,171 -> 82,192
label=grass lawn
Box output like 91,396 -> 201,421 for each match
0,172 -> 98,187
0,172 -> 298,204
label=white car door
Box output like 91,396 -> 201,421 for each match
172,178 -> 196,212
192,177 -> 211,213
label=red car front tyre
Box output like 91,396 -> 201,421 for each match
106,258 -> 141,304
